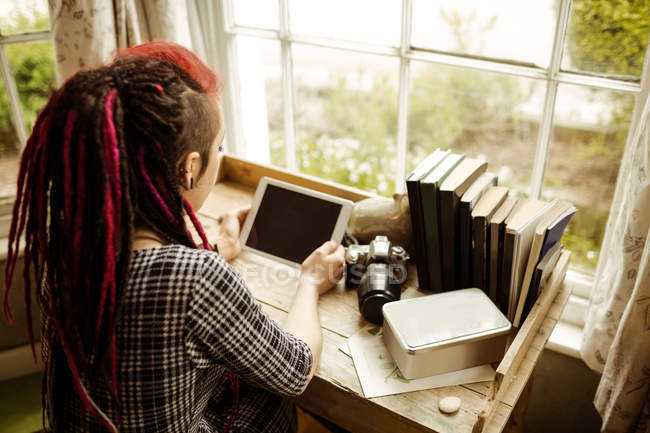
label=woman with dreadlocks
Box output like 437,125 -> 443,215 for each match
3,41 -> 344,432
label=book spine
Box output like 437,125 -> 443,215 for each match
458,202 -> 472,288
422,182 -> 443,291
471,215 -> 486,291
523,268 -> 543,322
407,179 -> 430,291
439,191 -> 458,291
499,230 -> 515,315
488,222 -> 500,302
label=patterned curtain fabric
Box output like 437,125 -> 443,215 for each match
49,0 -> 193,84
581,76 -> 650,432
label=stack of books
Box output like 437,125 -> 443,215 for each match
407,149 -> 576,327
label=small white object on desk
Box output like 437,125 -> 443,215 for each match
439,396 -> 461,414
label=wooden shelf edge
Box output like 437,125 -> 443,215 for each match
472,250 -> 572,433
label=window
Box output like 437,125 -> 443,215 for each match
0,0 -> 55,198
218,0 -> 650,273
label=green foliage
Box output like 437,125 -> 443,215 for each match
408,64 -> 531,170
566,0 -> 650,76
561,207 -> 609,269
0,82 -> 18,154
271,72 -> 400,195
0,8 -> 55,155
275,4 -> 648,271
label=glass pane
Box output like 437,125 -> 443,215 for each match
290,0 -> 401,47
235,36 -> 283,166
543,84 -> 634,270
412,0 -> 557,67
5,40 -> 56,133
0,0 -> 50,35
0,78 -> 20,198
563,0 -> 650,77
233,0 -> 279,30
408,61 -> 544,193
293,45 -> 399,195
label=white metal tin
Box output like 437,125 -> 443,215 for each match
382,288 -> 511,379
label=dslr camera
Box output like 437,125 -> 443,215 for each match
345,235 -> 409,324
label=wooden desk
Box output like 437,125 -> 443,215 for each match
197,155 -> 572,433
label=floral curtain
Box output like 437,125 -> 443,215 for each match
49,0 -> 193,84
581,68 -> 650,432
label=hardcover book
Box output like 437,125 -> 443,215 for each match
438,157 -> 488,291
471,186 -> 508,291
406,149 -> 450,291
522,242 -> 564,321
458,172 -> 498,288
513,201 -> 576,327
488,196 -> 519,307
502,198 -> 553,320
420,153 -> 465,291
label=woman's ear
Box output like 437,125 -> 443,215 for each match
180,151 -> 201,189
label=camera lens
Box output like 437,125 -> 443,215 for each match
345,263 -> 366,289
357,263 -> 401,324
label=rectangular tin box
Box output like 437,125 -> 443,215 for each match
382,288 -> 511,379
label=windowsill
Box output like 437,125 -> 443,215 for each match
545,269 -> 592,359
547,320 -> 583,358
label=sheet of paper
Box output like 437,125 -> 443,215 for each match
347,324 -> 495,398
338,341 -> 351,357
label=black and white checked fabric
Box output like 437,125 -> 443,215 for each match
42,245 -> 312,432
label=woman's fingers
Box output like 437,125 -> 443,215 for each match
317,240 -> 338,255
235,206 -> 251,227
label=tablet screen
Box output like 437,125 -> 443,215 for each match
245,184 -> 342,263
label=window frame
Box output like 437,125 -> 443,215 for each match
215,0 -> 644,197
0,29 -> 52,150
215,0 -> 649,357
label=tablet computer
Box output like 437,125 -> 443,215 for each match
240,177 -> 354,268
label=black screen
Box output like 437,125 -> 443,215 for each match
246,184 -> 342,263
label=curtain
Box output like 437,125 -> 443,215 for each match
49,0 -> 193,84
581,58 -> 650,432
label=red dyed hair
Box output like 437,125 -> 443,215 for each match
3,42 -> 229,433
117,41 -> 223,96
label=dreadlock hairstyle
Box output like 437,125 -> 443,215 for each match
3,42 -> 227,432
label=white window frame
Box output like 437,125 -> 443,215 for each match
215,0 -> 643,196
214,0 -> 648,358
0,29 -> 52,150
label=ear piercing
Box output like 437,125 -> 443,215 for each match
180,168 -> 194,190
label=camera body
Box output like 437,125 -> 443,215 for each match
345,235 -> 409,324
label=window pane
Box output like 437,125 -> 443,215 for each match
0,0 -> 50,35
412,0 -> 557,68
293,45 -> 399,195
0,77 -> 20,198
290,0 -> 401,47
543,84 -> 634,270
408,61 -> 544,192
563,0 -> 650,77
235,36 -> 283,166
233,0 -> 279,30
5,40 -> 56,133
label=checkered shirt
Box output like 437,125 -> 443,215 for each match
42,244 -> 313,432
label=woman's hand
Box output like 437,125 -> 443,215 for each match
214,206 -> 250,260
299,240 -> 345,296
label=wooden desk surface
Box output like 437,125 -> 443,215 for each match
195,156 -> 572,433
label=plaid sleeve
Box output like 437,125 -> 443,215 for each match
185,251 -> 313,397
